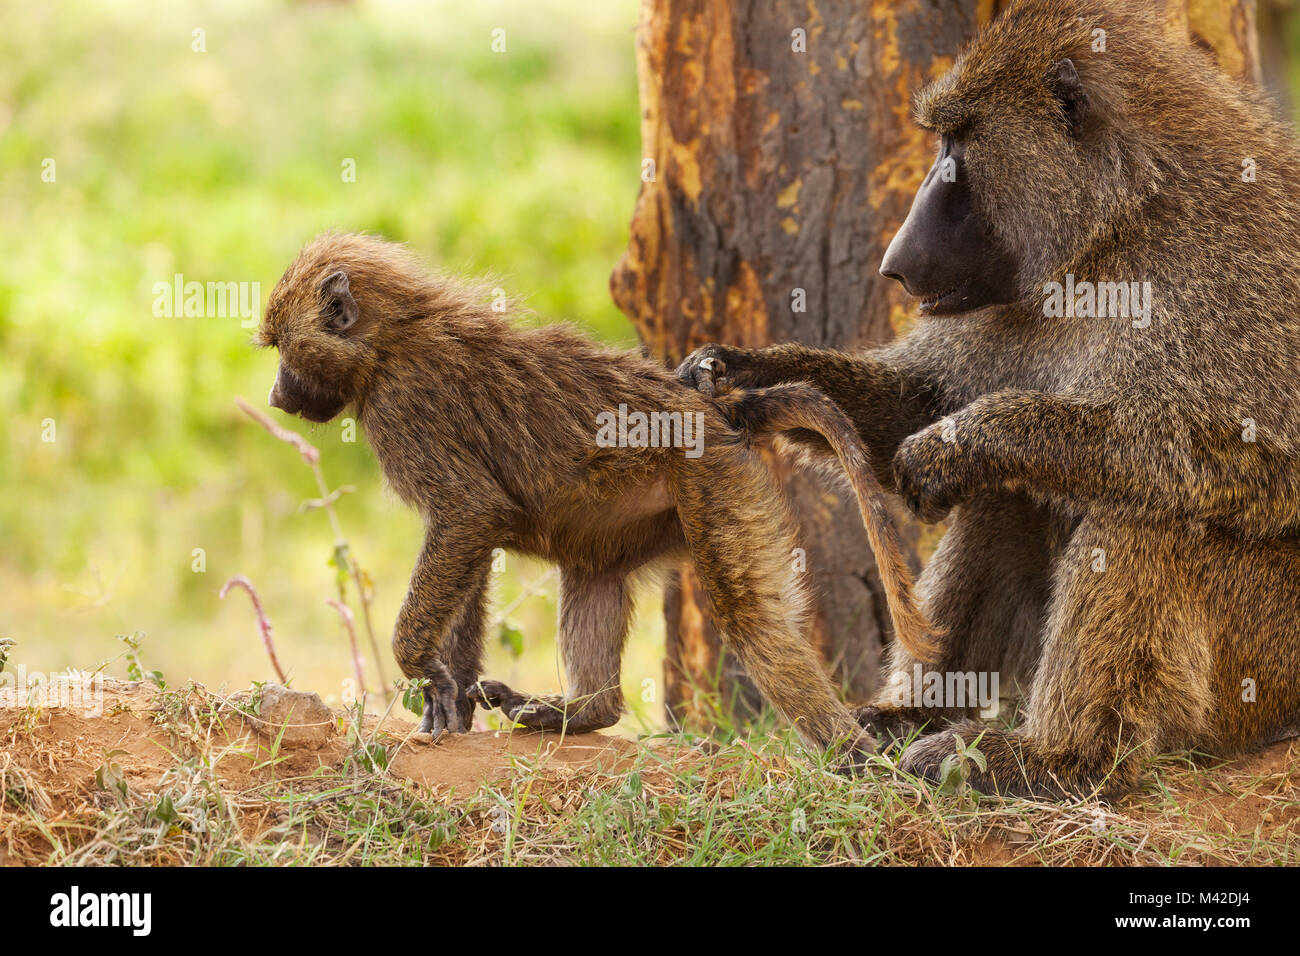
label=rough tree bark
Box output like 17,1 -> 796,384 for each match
610,0 -> 1263,731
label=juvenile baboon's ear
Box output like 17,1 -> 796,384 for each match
320,270 -> 359,332
1048,58 -> 1088,137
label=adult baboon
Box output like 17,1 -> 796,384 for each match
257,233 -> 937,764
678,0 -> 1300,798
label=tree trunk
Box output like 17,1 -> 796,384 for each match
1257,0 -> 1296,112
611,0 -> 1262,732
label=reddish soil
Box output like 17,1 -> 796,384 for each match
0,677 -> 636,811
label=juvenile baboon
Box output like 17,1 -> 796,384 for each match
257,232 -> 936,762
679,0 -> 1300,797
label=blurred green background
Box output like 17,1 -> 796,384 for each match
0,0 -> 664,729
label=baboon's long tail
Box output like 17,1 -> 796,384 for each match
721,383 -> 942,664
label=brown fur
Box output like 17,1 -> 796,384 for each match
713,375 -> 941,662
257,232 -> 932,763
679,0 -> 1300,798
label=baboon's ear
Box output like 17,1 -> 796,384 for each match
320,270 -> 359,332
1048,58 -> 1088,137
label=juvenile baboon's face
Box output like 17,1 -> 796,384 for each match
267,359 -> 348,423
258,266 -> 369,423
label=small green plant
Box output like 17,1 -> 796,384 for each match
498,620 -> 526,659
94,748 -> 132,802
152,791 -> 180,828
622,770 -> 643,799
935,733 -> 988,797
401,677 -> 430,719
343,702 -> 389,774
117,632 -> 166,689
0,637 -> 14,673
245,681 -> 266,717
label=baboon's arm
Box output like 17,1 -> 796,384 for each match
894,389 -> 1300,537
393,527 -> 493,735
678,343 -> 940,489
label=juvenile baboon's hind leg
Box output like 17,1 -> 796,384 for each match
471,568 -> 632,734
675,443 -> 871,764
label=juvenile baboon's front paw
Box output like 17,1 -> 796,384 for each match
893,422 -> 975,523
466,678 -> 517,711
415,664 -> 470,737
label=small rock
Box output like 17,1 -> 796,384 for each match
236,684 -> 335,750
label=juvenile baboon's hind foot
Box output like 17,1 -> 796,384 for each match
469,679 -> 619,734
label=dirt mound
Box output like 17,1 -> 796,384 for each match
2,677 -> 1296,866
0,677 -> 636,816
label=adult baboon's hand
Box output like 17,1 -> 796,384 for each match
893,419 -> 977,523
675,345 -> 750,397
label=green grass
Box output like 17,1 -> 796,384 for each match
0,0 -> 658,712
6,678 -> 1295,866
